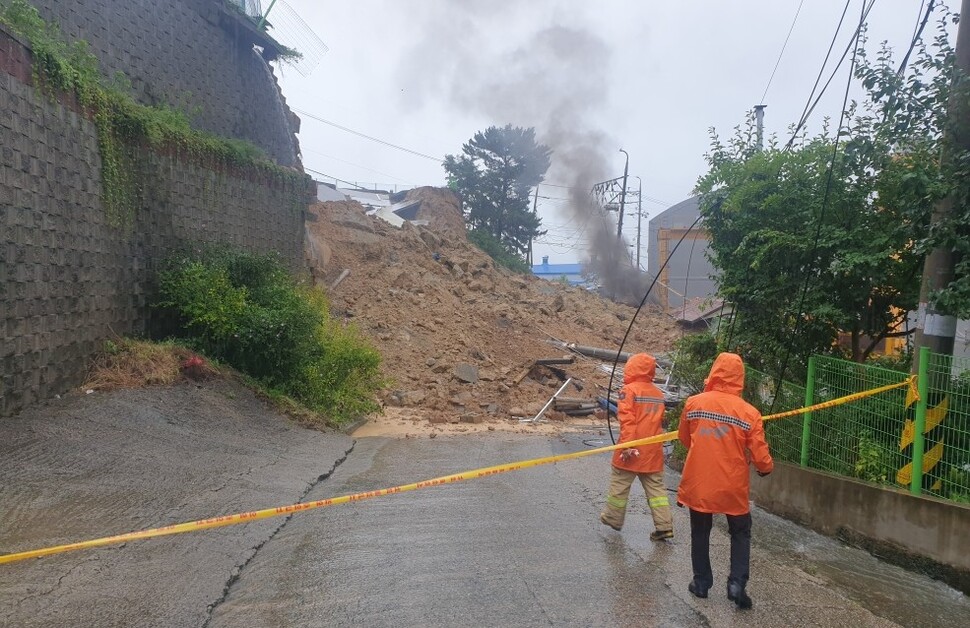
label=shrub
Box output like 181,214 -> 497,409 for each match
670,331 -> 719,395
467,229 -> 531,274
157,248 -> 383,425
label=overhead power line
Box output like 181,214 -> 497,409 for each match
771,0 -> 868,413
784,0 -> 878,150
762,0 -> 806,104
540,183 -> 670,206
293,107 -> 444,163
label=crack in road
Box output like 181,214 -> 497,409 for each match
15,557 -> 93,607
200,439 -> 357,627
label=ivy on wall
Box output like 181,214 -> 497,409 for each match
0,0 -> 309,227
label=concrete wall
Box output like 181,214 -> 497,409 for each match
28,0 -> 301,166
751,462 -> 970,593
0,23 -> 312,416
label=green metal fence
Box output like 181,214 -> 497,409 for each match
744,366 -> 805,464
918,351 -> 970,502
800,356 -> 910,486
744,349 -> 970,503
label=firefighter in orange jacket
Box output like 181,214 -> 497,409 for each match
678,352 -> 773,610
600,353 -> 673,541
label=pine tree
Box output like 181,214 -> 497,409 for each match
444,125 -> 551,264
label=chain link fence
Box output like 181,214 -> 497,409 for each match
745,366 -> 805,464
803,356 -> 909,486
918,352 -> 970,502
745,351 -> 970,504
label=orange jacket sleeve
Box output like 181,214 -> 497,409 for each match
746,414 -> 774,474
678,403 -> 691,450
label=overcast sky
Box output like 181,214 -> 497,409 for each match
270,1 -> 949,265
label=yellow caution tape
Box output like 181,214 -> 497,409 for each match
761,375 -> 916,422
0,375 -> 915,566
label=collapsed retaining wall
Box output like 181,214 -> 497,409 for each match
0,23 -> 312,416
751,462 -> 970,594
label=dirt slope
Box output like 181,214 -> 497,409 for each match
304,190 -> 680,434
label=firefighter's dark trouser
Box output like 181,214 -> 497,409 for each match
688,509 -> 752,588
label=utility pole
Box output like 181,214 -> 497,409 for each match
754,104 -> 766,150
635,176 -> 643,268
912,0 -> 970,358
529,187 -> 539,266
617,149 -> 629,239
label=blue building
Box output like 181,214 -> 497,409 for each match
532,256 -> 588,287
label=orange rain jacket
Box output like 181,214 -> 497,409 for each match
612,353 -> 667,474
677,353 -> 774,515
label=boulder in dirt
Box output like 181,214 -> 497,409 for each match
454,363 -> 479,384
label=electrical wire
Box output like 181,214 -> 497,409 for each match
793,0 -> 878,143
302,148 -> 415,183
787,0 -> 853,147
878,0 -> 936,126
761,0 -> 806,104
303,166 -> 425,192
293,107 -> 444,163
718,0 -> 866,348
768,0 -> 867,414
784,0 -> 879,150
540,183 -> 670,207
728,0 -> 930,378
724,0 -> 874,346
604,213 -> 704,444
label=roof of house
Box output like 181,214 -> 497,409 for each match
316,184 -> 350,202
533,263 -> 583,275
649,195 -> 703,230
675,296 -> 730,324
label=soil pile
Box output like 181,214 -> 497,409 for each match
401,186 -> 467,241
304,192 -> 681,434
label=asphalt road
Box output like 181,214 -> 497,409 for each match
2,391 -> 968,627
208,434 -> 968,628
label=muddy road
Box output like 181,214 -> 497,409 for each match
2,385 -> 968,627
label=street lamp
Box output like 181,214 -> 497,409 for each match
617,149 -> 629,239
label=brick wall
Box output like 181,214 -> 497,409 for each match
0,24 -> 312,416
28,0 -> 301,166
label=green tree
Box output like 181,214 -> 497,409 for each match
696,17 -> 960,373
444,125 -> 552,266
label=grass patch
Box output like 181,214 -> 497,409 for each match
83,338 -> 202,390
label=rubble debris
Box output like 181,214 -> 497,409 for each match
566,344 -> 633,363
454,363 -> 479,384
302,193 -> 680,432
330,269 -> 351,290
535,356 -> 576,366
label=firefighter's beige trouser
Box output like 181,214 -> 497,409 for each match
601,466 -> 673,532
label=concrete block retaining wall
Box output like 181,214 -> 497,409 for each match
0,22 -> 311,416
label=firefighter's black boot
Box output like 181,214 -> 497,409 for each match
727,580 -> 752,610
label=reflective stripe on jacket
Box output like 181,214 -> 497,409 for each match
676,353 -> 773,515
612,353 -> 666,473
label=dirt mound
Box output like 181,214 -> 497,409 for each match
402,186 -> 467,241
304,191 -> 680,435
